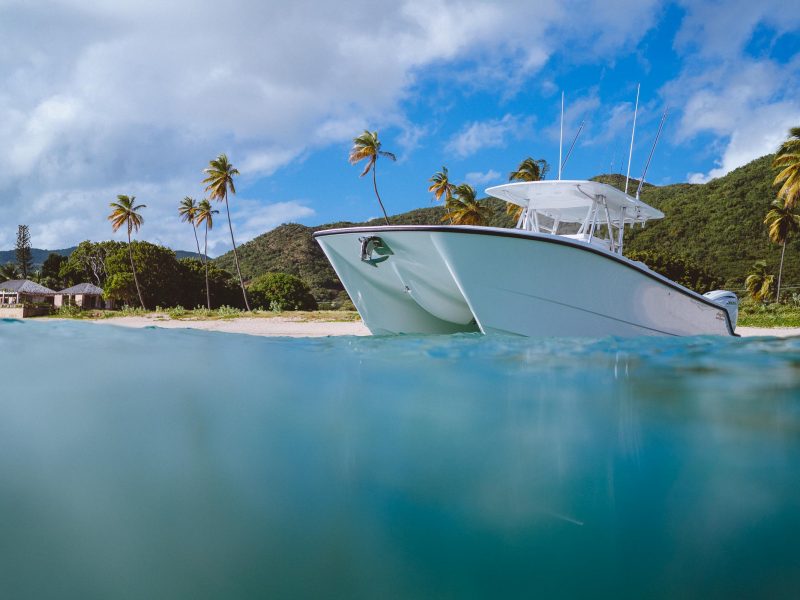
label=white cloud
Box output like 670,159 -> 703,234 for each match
665,0 -> 800,182
465,169 -> 501,186
445,115 -> 531,158
231,200 -> 316,249
0,0 -> 665,249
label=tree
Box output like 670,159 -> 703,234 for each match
348,130 -> 396,225
178,197 -> 203,259
15,225 -> 33,278
108,195 -> 147,309
105,241 -> 181,308
176,258 -> 241,309
203,154 -> 251,311
773,126 -> 800,208
41,253 -> 68,290
248,272 -> 317,311
625,249 -> 721,293
429,166 -> 455,223
507,158 -> 550,220
764,198 -> 800,302
444,184 -> 492,226
195,199 -> 219,310
745,260 -> 775,303
62,241 -> 124,287
0,263 -> 19,282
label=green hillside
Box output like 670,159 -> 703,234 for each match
612,155 -> 786,288
216,154 -> 788,302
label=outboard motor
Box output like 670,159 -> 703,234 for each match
703,290 -> 739,328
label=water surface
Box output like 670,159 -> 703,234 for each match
1,320 -> 799,598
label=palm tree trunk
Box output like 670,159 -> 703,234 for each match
204,222 -> 211,310
372,162 -> 390,225
128,229 -> 146,309
777,240 -> 786,303
224,190 -> 251,311
192,224 -> 202,261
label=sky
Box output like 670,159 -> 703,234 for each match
0,0 -> 799,255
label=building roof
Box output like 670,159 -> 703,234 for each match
0,279 -> 57,295
58,282 -> 104,296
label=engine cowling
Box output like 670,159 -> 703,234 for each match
703,290 -> 739,328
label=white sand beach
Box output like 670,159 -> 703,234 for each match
736,327 -> 800,338
46,315 -> 800,339
71,315 -> 371,337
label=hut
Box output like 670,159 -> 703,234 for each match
0,279 -> 57,305
55,283 -> 112,310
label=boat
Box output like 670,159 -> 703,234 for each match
313,179 -> 738,337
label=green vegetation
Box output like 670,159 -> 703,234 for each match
51,306 -> 360,322
507,157 -> 550,220
595,156 -> 799,288
738,301 -> 800,328
349,130 -> 396,224
773,126 -> 800,208
428,166 -> 455,222
195,199 -> 219,309
444,183 -> 492,225
625,250 -> 721,292
15,225 -> 33,278
203,153 -> 250,311
248,272 -> 317,311
108,194 -> 147,308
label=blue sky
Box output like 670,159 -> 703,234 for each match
0,0 -> 798,254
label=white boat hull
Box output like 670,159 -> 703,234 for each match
314,226 -> 735,337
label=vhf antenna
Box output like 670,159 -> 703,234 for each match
624,83 -> 640,195
558,91 -> 564,180
635,108 -> 669,199
560,120 -> 585,175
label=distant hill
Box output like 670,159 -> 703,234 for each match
0,247 -> 76,269
0,246 -> 206,270
215,154 -> 789,302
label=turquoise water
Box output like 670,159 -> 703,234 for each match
1,320 -> 799,598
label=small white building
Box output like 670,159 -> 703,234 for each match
55,283 -> 113,309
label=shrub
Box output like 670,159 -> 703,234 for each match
248,272 -> 318,311
625,249 -> 722,293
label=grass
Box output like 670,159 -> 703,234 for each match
737,301 -> 800,328
46,306 -> 362,323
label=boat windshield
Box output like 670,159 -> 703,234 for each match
485,180 -> 664,255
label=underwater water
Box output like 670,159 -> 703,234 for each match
1,320 -> 799,598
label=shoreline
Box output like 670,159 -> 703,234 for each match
41,315 -> 800,338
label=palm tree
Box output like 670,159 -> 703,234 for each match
429,166 -> 455,223
507,158 -> 550,220
444,184 -> 492,226
745,260 -> 775,303
195,199 -> 219,310
764,198 -> 800,302
348,130 -> 396,224
178,197 -> 203,259
203,154 -> 250,311
773,126 -> 800,208
108,194 -> 146,309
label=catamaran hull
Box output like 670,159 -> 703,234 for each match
313,226 -> 735,337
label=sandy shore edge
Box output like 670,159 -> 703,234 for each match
49,315 -> 371,337
44,316 -> 800,338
